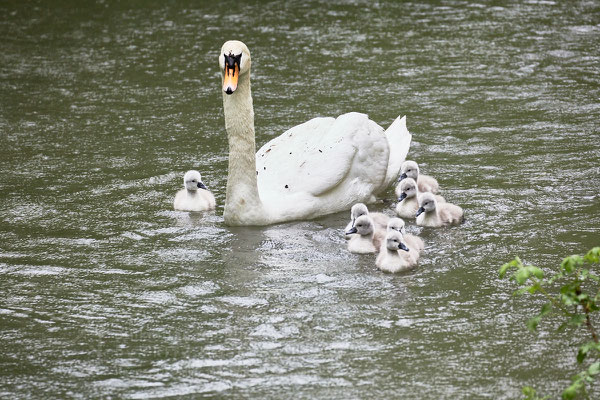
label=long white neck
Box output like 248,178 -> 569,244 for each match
222,71 -> 266,225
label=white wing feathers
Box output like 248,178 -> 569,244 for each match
382,115 -> 412,190
256,112 -> 411,210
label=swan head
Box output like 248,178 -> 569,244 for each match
385,230 -> 409,252
416,192 -> 436,217
399,160 -> 419,181
350,203 -> 369,225
219,40 -> 251,95
183,170 -> 207,191
397,178 -> 417,202
345,215 -> 374,236
387,217 -> 406,235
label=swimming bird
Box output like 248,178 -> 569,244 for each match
395,178 -> 445,219
387,217 -> 424,252
345,215 -> 386,254
416,192 -> 464,227
173,170 -> 216,212
344,203 -> 390,239
376,230 -> 416,273
219,40 -> 412,226
398,160 -> 439,194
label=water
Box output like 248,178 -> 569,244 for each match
1,0 -> 599,398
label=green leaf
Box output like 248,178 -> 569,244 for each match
527,315 -> 541,332
522,386 -> 536,398
539,302 -> 553,316
584,247 -> 600,264
500,257 -> 524,279
588,362 -> 600,376
562,380 -> 583,400
530,266 -> 544,279
515,268 -> 530,284
568,314 -> 586,327
576,341 -> 600,364
562,255 -> 584,273
499,262 -> 511,278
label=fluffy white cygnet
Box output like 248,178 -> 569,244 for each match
387,217 -> 424,253
376,230 -> 416,273
395,178 -> 445,219
173,170 -> 216,212
398,160 -> 439,194
416,192 -> 464,227
344,203 -> 390,240
345,215 -> 386,254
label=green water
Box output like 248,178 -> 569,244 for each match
1,1 -> 599,398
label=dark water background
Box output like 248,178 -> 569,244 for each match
1,0 -> 599,398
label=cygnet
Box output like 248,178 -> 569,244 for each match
395,177 -> 445,219
398,160 -> 439,193
345,215 -> 386,254
416,192 -> 464,227
387,217 -> 424,253
344,203 -> 390,240
173,170 -> 216,212
376,230 -> 416,273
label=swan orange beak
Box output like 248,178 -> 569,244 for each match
223,64 -> 239,95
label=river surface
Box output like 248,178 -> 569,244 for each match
1,1 -> 599,398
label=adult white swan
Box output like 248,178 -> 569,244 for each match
219,40 -> 412,226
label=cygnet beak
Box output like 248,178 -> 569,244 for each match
345,227 -> 358,235
415,207 -> 425,217
398,242 -> 409,252
398,173 -> 407,181
198,182 -> 207,190
398,192 -> 407,202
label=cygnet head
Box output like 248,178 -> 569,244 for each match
345,215 -> 374,236
219,40 -> 252,95
350,203 -> 369,224
399,160 -> 420,181
183,170 -> 207,191
416,192 -> 437,217
387,217 -> 406,235
385,230 -> 410,252
397,178 -> 418,202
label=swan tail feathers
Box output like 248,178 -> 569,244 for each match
382,115 -> 412,190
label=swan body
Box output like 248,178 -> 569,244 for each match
344,203 -> 390,239
173,170 -> 216,212
387,217 -> 424,253
376,230 -> 416,273
399,160 -> 439,194
395,178 -> 445,219
416,192 -> 464,227
219,40 -> 411,226
345,215 -> 385,254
